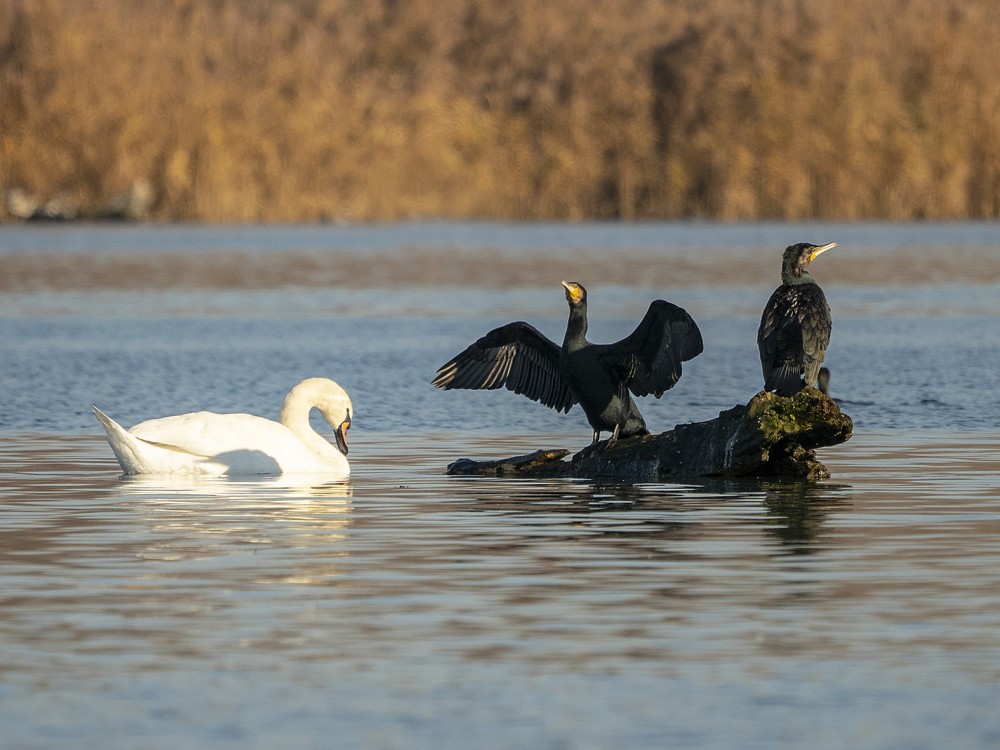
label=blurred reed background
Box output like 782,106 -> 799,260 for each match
1,0 -> 998,223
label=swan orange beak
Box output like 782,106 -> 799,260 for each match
334,412 -> 350,455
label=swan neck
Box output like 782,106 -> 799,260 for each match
280,390 -> 340,459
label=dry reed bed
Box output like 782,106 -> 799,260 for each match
1,0 -> 998,222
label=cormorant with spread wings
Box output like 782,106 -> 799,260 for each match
432,281 -> 703,445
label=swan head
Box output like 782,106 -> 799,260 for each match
331,406 -> 351,455
282,378 -> 353,456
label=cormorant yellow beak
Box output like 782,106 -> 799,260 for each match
562,280 -> 585,305
809,242 -> 837,262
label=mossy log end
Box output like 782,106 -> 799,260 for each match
446,389 -> 853,481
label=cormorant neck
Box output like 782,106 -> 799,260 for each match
564,302 -> 588,347
782,268 -> 815,286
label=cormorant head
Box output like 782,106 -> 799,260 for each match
561,280 -> 587,307
782,242 -> 836,282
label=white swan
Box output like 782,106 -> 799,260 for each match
93,378 -> 352,477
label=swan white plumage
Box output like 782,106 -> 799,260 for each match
93,377 -> 352,477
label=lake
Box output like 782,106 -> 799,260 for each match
1,221 -> 999,749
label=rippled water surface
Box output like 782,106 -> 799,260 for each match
1,222 -> 999,749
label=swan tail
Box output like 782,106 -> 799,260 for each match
92,405 -> 121,435
93,405 -> 143,474
93,405 -> 206,474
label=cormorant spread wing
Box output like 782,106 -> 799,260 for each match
596,300 -> 704,398
431,322 -> 577,413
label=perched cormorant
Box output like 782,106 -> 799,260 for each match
432,281 -> 703,445
757,242 -> 836,396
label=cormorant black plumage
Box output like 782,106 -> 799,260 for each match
757,242 -> 836,396
432,281 -> 703,444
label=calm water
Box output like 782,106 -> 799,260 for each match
1,222 -> 999,749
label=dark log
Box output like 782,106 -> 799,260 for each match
447,388 -> 853,481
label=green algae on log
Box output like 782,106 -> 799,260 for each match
447,389 -> 853,481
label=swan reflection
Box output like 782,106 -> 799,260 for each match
118,472 -> 353,500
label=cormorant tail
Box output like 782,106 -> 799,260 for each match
765,364 -> 803,396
